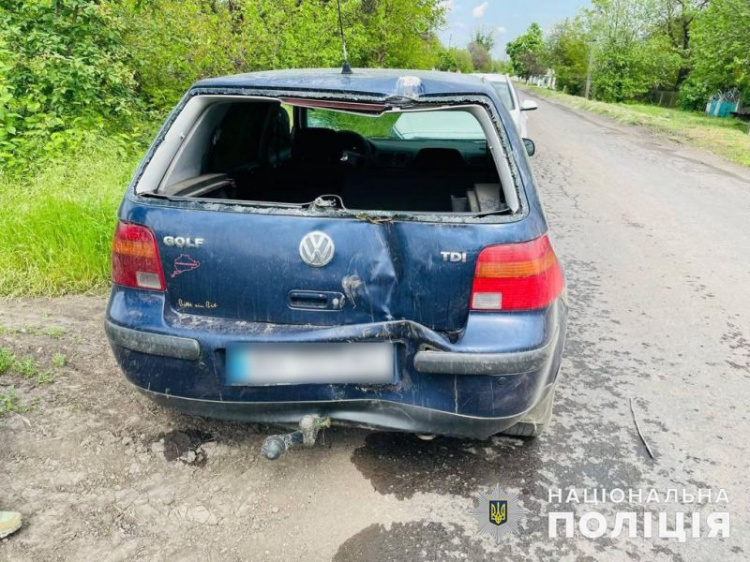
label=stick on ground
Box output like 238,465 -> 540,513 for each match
630,398 -> 655,460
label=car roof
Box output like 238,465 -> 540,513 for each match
193,68 -> 497,98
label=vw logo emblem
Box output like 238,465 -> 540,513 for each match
299,231 -> 335,267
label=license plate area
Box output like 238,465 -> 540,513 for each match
226,343 -> 396,386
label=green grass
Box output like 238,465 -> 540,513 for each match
52,352 -> 67,368
7,355 -> 55,385
32,371 -> 56,385
0,345 -> 61,383
0,324 -> 65,337
0,387 -> 26,417
519,84 -> 750,168
0,339 -> 68,416
0,348 -> 14,374
0,139 -> 142,296
14,357 -> 38,378
45,326 -> 66,339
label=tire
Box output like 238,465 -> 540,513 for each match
501,384 -> 556,438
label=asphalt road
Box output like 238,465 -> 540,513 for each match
503,88 -> 750,560
2,91 -> 750,561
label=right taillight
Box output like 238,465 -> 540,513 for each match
112,221 -> 165,291
470,235 -> 564,311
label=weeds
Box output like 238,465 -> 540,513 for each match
0,324 -> 66,337
0,351 -> 57,385
52,353 -> 67,368
33,371 -> 56,385
0,348 -> 14,374
0,334 -> 68,419
4,326 -> 40,336
45,326 -> 66,339
14,357 -> 38,378
0,387 -> 26,417
16,357 -> 55,385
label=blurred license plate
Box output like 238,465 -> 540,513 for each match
226,343 -> 395,386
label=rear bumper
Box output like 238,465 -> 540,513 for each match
106,287 -> 567,438
105,322 -> 200,361
138,387 -> 551,439
414,337 -> 556,375
105,319 -> 555,376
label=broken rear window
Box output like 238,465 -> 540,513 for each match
150,98 -> 517,216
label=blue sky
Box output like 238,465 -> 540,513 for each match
437,0 -> 589,58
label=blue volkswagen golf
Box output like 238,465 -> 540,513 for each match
105,69 -> 567,455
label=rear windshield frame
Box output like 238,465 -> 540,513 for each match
128,87 -> 530,225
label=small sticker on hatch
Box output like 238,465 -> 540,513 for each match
171,254 -> 201,278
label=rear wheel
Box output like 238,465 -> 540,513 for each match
501,384 -> 556,438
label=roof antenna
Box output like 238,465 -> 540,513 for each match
336,0 -> 352,74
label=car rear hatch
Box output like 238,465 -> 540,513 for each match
149,209 -> 482,332
126,85 -> 530,333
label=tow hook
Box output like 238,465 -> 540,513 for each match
260,415 -> 331,460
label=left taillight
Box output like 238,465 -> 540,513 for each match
112,221 -> 165,291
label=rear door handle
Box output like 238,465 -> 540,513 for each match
288,291 -> 345,311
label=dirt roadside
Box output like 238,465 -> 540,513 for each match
0,296 -> 385,561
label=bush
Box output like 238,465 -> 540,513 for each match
678,78 -> 711,111
0,0 -> 140,171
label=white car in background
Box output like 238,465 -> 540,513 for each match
474,74 -> 537,138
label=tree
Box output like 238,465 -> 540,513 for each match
543,17 -> 589,94
467,41 -> 492,72
690,0 -> 750,102
115,0 -> 242,108
115,0 -> 448,107
466,28 -> 495,72
653,0 -> 709,87
473,28 -> 496,52
436,47 -> 474,73
583,0 -> 682,101
354,0 -> 447,69
491,59 -> 514,74
506,23 -> 544,78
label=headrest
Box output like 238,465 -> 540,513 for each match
413,148 -> 465,172
270,105 -> 290,136
262,105 -> 292,165
292,128 -> 342,163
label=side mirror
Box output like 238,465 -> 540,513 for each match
523,138 -> 536,157
521,100 -> 538,112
